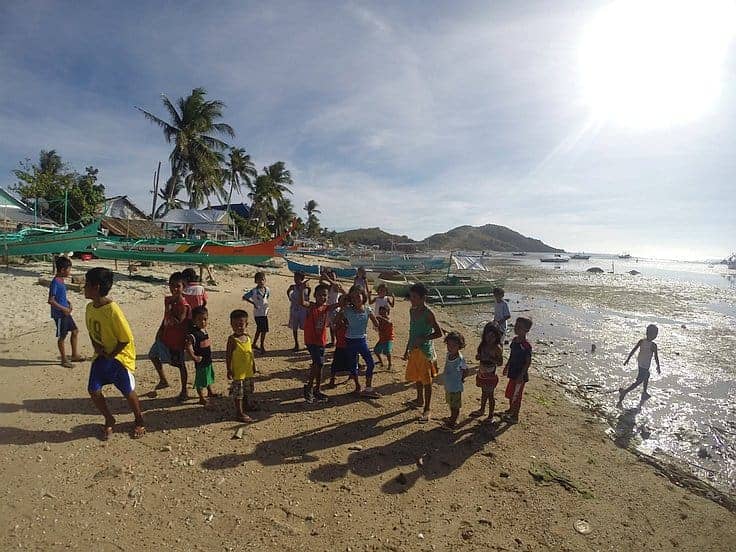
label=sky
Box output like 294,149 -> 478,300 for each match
1,0 -> 735,260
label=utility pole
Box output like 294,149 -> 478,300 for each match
150,161 -> 161,219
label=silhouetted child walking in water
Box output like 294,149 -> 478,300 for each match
287,271 -> 310,351
404,283 -> 443,422
470,322 -> 503,422
502,317 -> 533,424
226,310 -> 257,422
441,331 -> 468,430
618,324 -> 661,407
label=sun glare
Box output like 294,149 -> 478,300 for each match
580,0 -> 736,129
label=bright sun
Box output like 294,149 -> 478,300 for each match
580,0 -> 736,129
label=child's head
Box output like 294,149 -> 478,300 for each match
192,306 -> 208,328
379,305 -> 390,318
255,271 -> 266,286
356,266 -> 366,278
514,317 -> 533,337
376,283 -> 388,297
293,271 -> 305,284
55,256 -> 72,276
348,284 -> 367,307
169,271 -> 186,296
646,324 -> 659,340
408,283 -> 428,307
480,322 -> 503,347
444,331 -> 466,355
314,283 -> 329,305
182,267 -> 198,284
230,309 -> 249,334
84,267 -> 113,300
492,287 -> 505,302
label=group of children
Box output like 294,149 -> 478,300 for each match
48,255 -> 660,438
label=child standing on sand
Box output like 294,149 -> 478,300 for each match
182,267 -> 207,311
502,317 -> 533,424
470,322 -> 504,422
321,269 -> 342,347
83,267 -> 145,440
370,283 -> 395,313
243,271 -> 270,353
327,299 -> 355,390
185,306 -> 219,406
442,331 -> 468,430
48,256 -> 84,368
404,283 -> 443,422
226,309 -> 257,422
149,272 -> 191,401
492,287 -> 511,333
353,266 -> 371,302
374,305 -> 394,371
287,271 -> 311,351
618,324 -> 661,407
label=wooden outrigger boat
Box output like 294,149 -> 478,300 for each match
286,258 -> 357,279
1,221 -> 100,257
379,274 -> 498,303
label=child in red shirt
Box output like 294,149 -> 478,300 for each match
373,305 -> 394,371
502,317 -> 533,424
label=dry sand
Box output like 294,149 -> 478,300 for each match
0,259 -> 734,551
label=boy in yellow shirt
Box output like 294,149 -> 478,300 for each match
84,268 -> 145,440
226,309 -> 256,422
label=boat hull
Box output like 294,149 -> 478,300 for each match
1,222 -> 100,257
286,259 -> 357,279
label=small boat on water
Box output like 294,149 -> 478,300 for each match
618,252 -> 632,259
350,254 -> 449,272
379,274 -> 497,303
512,251 -> 527,257
540,254 -> 570,263
286,258 -> 357,279
571,253 -> 591,260
1,221 -> 100,257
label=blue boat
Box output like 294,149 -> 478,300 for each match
286,258 -> 357,279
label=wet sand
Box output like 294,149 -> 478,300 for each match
0,259 -> 734,551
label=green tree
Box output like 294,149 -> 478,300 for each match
137,87 -> 234,210
247,161 -> 294,229
272,198 -> 296,236
12,150 -> 105,226
224,147 -> 256,208
303,199 -> 321,238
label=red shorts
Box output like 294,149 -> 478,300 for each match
505,379 -> 525,403
476,372 -> 499,388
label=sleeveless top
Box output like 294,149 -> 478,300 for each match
409,306 -> 436,360
231,335 -> 254,380
478,343 -> 503,373
344,306 -> 372,339
637,339 -> 655,369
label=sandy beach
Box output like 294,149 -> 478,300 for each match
0,258 -> 735,551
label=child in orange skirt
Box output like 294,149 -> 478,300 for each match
403,283 -> 443,422
470,322 -> 503,423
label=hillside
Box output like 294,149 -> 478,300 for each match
335,224 -> 561,253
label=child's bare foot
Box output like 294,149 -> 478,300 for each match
418,411 -> 431,423
406,399 -> 424,409
101,417 -> 115,440
61,359 -> 73,368
198,398 -> 209,406
469,409 -> 484,418
70,355 -> 86,362
237,413 -> 255,423
131,424 -> 146,439
155,380 -> 170,390
177,392 -> 189,403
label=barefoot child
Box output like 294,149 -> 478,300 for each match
48,256 -> 84,367
243,271 -> 270,353
470,322 -> 503,422
182,267 -> 208,310
149,272 -> 191,401
404,283 -> 443,422
301,283 -> 343,403
226,309 -> 256,422
502,317 -> 533,424
370,283 -> 395,314
492,287 -> 511,334
83,267 -> 144,439
374,305 -> 394,371
327,299 -> 356,390
287,271 -> 310,351
185,306 -> 219,406
442,331 -> 468,430
618,324 -> 661,407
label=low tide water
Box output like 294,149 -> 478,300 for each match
447,254 -> 736,498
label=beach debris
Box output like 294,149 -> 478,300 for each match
628,270 -> 641,275
348,445 -> 363,451
461,529 -> 474,540
573,519 -> 592,535
500,471 -> 510,478
418,533 -> 425,539
203,509 -> 215,523
681,324 -> 687,329
586,267 -> 604,273
161,445 -> 173,452
396,472 -> 408,485
590,344 -> 596,353
529,463 -> 593,498
697,447 -> 712,459
93,465 -> 123,481
233,427 -> 245,440
42,491 -> 57,499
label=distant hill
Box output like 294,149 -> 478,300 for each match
335,224 -> 561,253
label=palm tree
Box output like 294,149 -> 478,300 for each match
247,161 -> 294,228
137,88 -> 234,211
304,199 -> 321,238
224,147 -> 256,207
273,198 -> 296,236
38,150 -> 63,175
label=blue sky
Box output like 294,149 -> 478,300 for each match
1,0 -> 734,259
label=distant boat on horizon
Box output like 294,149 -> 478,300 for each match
571,252 -> 591,260
618,252 -> 632,259
541,254 -> 570,263
512,251 -> 527,256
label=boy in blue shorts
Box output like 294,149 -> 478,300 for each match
48,256 -> 84,368
84,267 -> 145,440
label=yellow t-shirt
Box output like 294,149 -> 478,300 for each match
230,335 -> 254,380
85,301 -> 136,372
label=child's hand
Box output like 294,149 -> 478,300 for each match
227,370 -> 233,380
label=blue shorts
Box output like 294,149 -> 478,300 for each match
149,340 -> 184,366
374,341 -> 393,356
54,315 -> 77,339
307,344 -> 325,366
88,357 -> 135,396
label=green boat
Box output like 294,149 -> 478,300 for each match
379,274 -> 498,303
1,221 -> 100,257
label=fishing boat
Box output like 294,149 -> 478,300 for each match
512,251 -> 527,257
286,258 -> 357,279
727,254 -> 736,270
379,274 -> 497,302
1,221 -> 100,257
540,254 -> 570,263
571,253 -> 591,260
618,252 -> 632,259
350,254 -> 449,272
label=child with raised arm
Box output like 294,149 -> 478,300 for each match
83,267 -> 145,440
502,317 -> 533,424
370,283 -> 395,314
335,285 -> 380,398
149,272 -> 191,401
185,306 -> 219,406
353,266 -> 371,302
287,271 -> 311,351
492,287 -> 511,333
618,324 -> 661,407
470,322 -> 504,422
404,283 -> 443,422
301,283 -> 343,403
373,305 -> 394,371
226,310 -> 257,422
243,271 -> 270,353
321,269 -> 341,347
48,256 -> 84,367
442,331 -> 469,430
182,267 -> 208,311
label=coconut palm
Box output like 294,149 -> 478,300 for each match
304,199 -> 321,237
273,198 -> 296,236
247,161 -> 294,228
137,88 -> 234,210
224,147 -> 256,207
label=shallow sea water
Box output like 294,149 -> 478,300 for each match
446,254 -> 736,497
